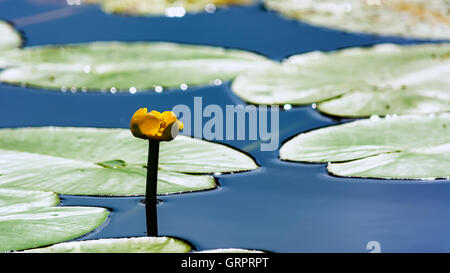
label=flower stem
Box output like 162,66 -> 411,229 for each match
145,139 -> 160,236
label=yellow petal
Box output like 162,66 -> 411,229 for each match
130,108 -> 147,138
138,115 -> 161,138
130,108 -> 162,140
149,110 -> 163,120
161,111 -> 178,125
133,108 -> 148,118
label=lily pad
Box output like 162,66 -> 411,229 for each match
0,127 -> 258,196
231,43 -> 450,117
196,248 -> 264,253
264,0 -> 450,39
280,113 -> 450,180
0,206 -> 109,252
0,41 -> 272,91
0,178 -> 109,252
86,0 -> 253,16
0,20 -> 21,50
23,236 -> 191,253
0,188 -> 59,215
22,237 -> 265,253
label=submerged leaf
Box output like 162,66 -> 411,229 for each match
280,113 -> 450,179
232,43 -> 450,117
0,20 -> 21,50
0,127 -> 258,195
23,236 -> 191,253
86,0 -> 253,16
264,0 -> 450,39
0,42 -> 272,91
0,206 -> 109,252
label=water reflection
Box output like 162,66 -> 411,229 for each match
145,200 -> 158,237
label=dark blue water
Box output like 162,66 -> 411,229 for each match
1,0 -> 449,253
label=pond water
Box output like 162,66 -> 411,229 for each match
1,0 -> 449,253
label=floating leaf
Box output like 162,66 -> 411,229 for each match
196,248 -> 264,253
232,43 -> 450,117
0,178 -> 109,252
280,113 -> 450,179
0,42 -> 272,91
0,127 -> 258,195
0,188 -> 59,215
23,236 -> 191,253
86,0 -> 253,16
22,237 -> 265,253
0,20 -> 21,50
0,206 -> 109,252
264,0 -> 450,39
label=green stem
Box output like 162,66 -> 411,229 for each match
145,139 -> 159,236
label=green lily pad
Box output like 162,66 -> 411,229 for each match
22,236 -> 191,253
0,206 -> 109,252
196,248 -> 264,253
231,43 -> 450,117
0,127 -> 258,196
86,0 -> 253,16
22,237 -> 265,253
0,20 -> 21,50
264,0 -> 450,39
0,42 -> 272,91
0,173 -> 109,252
0,188 -> 59,215
280,113 -> 450,180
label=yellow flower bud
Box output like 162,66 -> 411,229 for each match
130,108 -> 183,141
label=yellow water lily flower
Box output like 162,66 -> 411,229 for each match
130,108 -> 184,141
